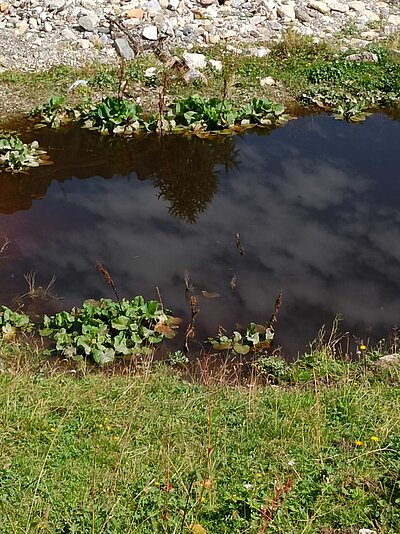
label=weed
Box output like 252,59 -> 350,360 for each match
208,322 -> 274,355
39,297 -> 179,365
0,135 -> 52,172
82,96 -> 143,136
0,306 -> 32,340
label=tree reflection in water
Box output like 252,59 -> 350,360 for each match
0,127 -> 240,223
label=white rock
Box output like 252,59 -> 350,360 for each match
168,0 -> 179,10
183,51 -> 207,69
79,38 -> 91,49
45,0 -> 65,11
326,0 -> 348,13
69,79 -> 88,91
376,354 -> 400,368
359,529 -> 377,534
277,3 -> 296,21
388,14 -> 400,25
260,76 -> 276,86
364,10 -> 380,22
144,66 -> 157,77
208,58 -> 222,71
142,25 -> 158,40
44,21 -> 52,32
308,0 -> 330,14
29,17 -> 38,30
78,13 -> 99,32
15,20 -> 29,34
184,68 -> 208,84
249,46 -> 271,57
62,27 -> 76,40
349,1 -> 365,11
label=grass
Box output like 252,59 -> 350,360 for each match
1,31 -> 400,126
0,337 -> 399,533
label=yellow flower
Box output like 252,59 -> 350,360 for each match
50,427 -> 56,433
360,344 -> 366,350
371,436 -> 379,443
105,425 -> 111,431
256,473 -> 263,478
355,440 -> 363,446
112,435 -> 119,441
37,523 -> 45,530
154,481 -> 160,486
200,496 -> 206,503
98,424 -> 103,430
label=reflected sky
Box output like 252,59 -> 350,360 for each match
0,114 -> 399,355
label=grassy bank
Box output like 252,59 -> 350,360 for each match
1,32 -> 400,125
0,338 -> 399,533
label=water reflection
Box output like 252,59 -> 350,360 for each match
0,115 -> 399,355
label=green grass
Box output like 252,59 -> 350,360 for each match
0,339 -> 399,533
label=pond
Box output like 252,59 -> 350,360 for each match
0,113 -> 399,357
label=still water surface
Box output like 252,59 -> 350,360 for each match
0,114 -> 399,355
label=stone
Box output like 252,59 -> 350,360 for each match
0,2 -> 9,13
249,46 -> 271,57
364,10 -> 380,22
388,14 -> 400,25
15,20 -> 29,34
115,37 -> 135,59
142,25 -> 158,40
61,27 -> 76,40
146,0 -> 161,10
375,354 -> 400,368
277,3 -> 296,21
346,51 -> 379,62
29,17 -> 39,30
184,68 -> 208,84
359,530 -> 377,534
78,13 -> 99,32
326,0 -> 349,13
168,0 -> 180,10
260,76 -> 277,86
348,1 -> 365,11
144,66 -> 157,77
183,51 -> 207,69
295,7 -> 313,22
208,58 -> 222,71
79,38 -> 91,49
45,0 -> 65,12
124,8 -> 144,19
308,0 -> 330,14
199,0 -> 216,5
44,21 -> 52,32
68,79 -> 88,91
208,33 -> 220,44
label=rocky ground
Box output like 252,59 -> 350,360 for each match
0,0 -> 400,72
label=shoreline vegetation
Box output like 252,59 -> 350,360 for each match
1,32 -> 400,131
1,32 -> 400,533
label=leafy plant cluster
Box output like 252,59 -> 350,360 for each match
82,96 -> 143,136
30,95 -> 73,128
31,94 -> 290,137
0,306 -> 32,341
209,322 -> 274,355
39,297 -> 179,365
301,49 -> 400,121
0,135 -> 52,172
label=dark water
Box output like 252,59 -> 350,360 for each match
1,114 -> 400,356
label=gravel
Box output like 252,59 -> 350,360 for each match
0,0 -> 399,72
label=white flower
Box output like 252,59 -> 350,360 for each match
243,483 -> 253,490
288,459 -> 296,467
